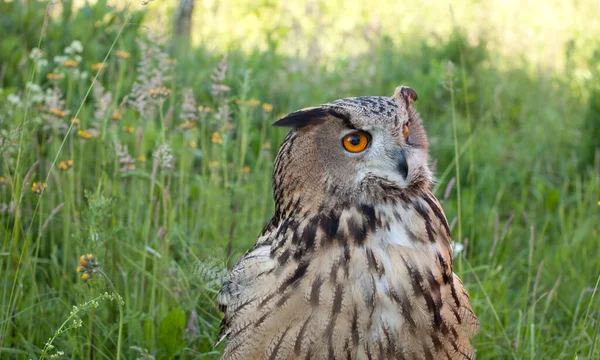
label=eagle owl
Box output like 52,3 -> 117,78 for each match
217,86 -> 479,359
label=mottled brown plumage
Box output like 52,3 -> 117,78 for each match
217,86 -> 479,359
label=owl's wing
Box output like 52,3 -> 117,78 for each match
216,240 -> 276,346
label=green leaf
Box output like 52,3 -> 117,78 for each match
157,307 -> 186,359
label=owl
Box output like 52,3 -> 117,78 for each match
216,86 -> 479,359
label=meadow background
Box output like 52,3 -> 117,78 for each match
1,0 -> 599,359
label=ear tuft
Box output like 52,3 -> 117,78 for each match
272,107 -> 329,128
393,86 -> 418,107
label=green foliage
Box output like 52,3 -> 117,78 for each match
1,1 -> 599,359
157,307 -> 186,359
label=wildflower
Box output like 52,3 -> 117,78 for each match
211,132 -> 223,145
49,107 -> 65,118
186,140 -> 197,148
29,48 -> 44,60
167,58 -> 178,66
451,241 -> 465,258
242,166 -> 250,174
0,176 -> 6,184
46,73 -> 64,81
65,40 -> 83,54
115,50 -> 131,59
91,63 -> 106,71
210,55 -> 229,97
210,161 -> 219,168
179,120 -> 195,130
122,125 -> 135,134
58,160 -> 73,171
116,143 -> 136,173
149,86 -> 171,100
7,94 -> 21,106
77,129 -> 93,140
63,59 -> 79,68
137,155 -> 147,163
263,141 -> 271,150
262,103 -> 273,112
31,181 -> 48,195
154,143 -> 175,170
248,99 -> 260,108
77,254 -> 99,280
110,110 -> 123,121
71,118 -> 80,127
93,82 -> 112,121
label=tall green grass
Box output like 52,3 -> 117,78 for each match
1,1 -> 599,359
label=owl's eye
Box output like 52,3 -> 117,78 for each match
342,132 -> 370,153
403,124 -> 409,141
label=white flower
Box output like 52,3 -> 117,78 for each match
37,59 -> 48,69
451,241 -> 464,258
7,94 -> 21,106
80,71 -> 88,80
74,55 -> 82,62
53,55 -> 67,64
29,48 -> 44,60
70,40 -> 83,53
26,82 -> 42,93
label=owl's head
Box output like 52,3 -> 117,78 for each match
272,86 -> 432,214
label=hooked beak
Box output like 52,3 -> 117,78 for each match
396,148 -> 408,179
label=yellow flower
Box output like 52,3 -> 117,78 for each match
242,166 -> 250,174
0,176 -> 6,184
110,110 -> 123,121
76,266 -> 83,273
71,118 -> 80,126
179,120 -> 195,130
77,129 -> 93,140
149,86 -> 171,99
248,99 -> 260,108
49,107 -> 66,118
186,140 -> 197,148
263,141 -> 271,150
210,161 -> 220,168
63,59 -> 79,68
31,181 -> 47,195
81,273 -> 92,280
46,73 -> 64,80
122,125 -> 135,134
58,160 -> 73,171
115,50 -> 130,59
137,155 -> 147,163
262,103 -> 273,113
91,62 -> 106,71
211,132 -> 223,145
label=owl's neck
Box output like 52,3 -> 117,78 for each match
264,189 -> 452,264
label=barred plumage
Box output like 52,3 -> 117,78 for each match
217,86 -> 479,359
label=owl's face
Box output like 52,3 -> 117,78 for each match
273,86 -> 432,211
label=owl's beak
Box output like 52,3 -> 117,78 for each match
396,148 -> 408,179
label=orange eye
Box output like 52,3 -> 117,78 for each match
342,132 -> 370,153
403,124 -> 409,140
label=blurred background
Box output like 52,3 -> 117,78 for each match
0,0 -> 598,359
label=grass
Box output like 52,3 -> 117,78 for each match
0,0 -> 599,359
